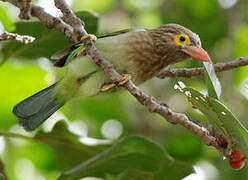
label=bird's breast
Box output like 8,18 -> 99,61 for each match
95,30 -> 164,84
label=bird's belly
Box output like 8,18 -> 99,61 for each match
55,56 -> 107,102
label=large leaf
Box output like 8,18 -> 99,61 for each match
34,121 -> 106,169
74,11 -> 98,34
203,61 -> 222,99
1,21 -> 70,61
116,161 -> 194,180
116,169 -> 154,180
153,161 -> 194,180
58,136 -> 175,180
1,10 -> 99,62
175,82 -> 248,157
207,98 -> 248,156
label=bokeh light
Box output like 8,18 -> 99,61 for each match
101,120 -> 123,139
218,0 -> 238,9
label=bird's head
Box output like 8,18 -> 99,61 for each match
149,24 -> 210,64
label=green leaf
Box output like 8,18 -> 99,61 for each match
1,22 -> 70,62
58,136 -> 171,180
1,10 -> 98,62
207,98 -> 248,157
116,161 -> 194,180
203,61 -> 221,99
165,134 -> 202,162
154,161 -> 194,180
74,11 -> 99,34
116,169 -> 154,180
34,121 -> 104,168
175,82 -> 248,157
98,28 -> 132,38
0,6 -> 15,32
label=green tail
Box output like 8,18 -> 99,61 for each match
13,84 -> 63,131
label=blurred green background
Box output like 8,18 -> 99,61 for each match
1,0 -> 248,179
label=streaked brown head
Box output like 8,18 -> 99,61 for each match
148,24 -> 210,65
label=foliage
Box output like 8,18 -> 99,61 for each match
175,83 -> 248,156
58,135 -> 193,180
1,11 -> 98,62
1,0 -> 248,180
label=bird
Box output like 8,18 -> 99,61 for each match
13,24 -> 210,131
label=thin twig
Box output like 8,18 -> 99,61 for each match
157,57 -> 248,78
0,31 -> 35,43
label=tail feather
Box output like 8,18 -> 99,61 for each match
13,84 -> 63,131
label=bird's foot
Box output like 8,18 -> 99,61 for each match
100,74 -> 131,92
100,83 -> 116,92
117,74 -> 131,86
76,34 -> 97,57
76,47 -> 86,57
80,34 -> 97,42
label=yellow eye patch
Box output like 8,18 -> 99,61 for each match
174,34 -> 190,46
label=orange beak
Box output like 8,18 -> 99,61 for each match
182,46 -> 211,62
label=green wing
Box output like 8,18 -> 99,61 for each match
97,28 -> 133,38
51,28 -> 134,67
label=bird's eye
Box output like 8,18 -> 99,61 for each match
179,36 -> 186,42
174,34 -> 190,46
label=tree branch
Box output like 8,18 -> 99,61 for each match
31,5 -> 78,43
2,0 -> 228,156
0,31 -> 35,43
1,0 -> 79,43
157,57 -> 248,78
2,0 -> 31,19
54,0 -> 84,40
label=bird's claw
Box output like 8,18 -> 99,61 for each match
76,34 -> 97,57
117,74 -> 131,86
100,74 -> 131,92
80,34 -> 97,42
100,83 -> 116,92
76,47 -> 86,57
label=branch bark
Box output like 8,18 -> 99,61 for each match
0,31 -> 35,43
2,0 -> 31,19
54,0 -> 84,39
1,0 -> 230,156
157,57 -> 248,78
1,0 -> 79,43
